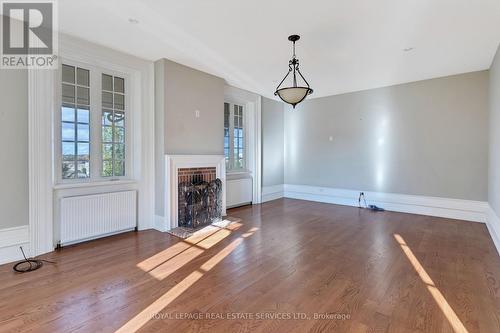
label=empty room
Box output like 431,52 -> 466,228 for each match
1,0 -> 500,332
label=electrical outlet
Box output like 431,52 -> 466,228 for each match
195,110 -> 200,118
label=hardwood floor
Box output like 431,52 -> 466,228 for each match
1,198 -> 499,332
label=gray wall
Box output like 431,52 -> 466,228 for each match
154,59 -> 225,216
489,45 -> 500,213
262,97 -> 284,187
161,59 -> 225,155
0,69 -> 28,228
284,71 -> 489,201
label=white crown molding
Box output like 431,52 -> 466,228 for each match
282,184 -> 488,223
262,184 -> 284,203
0,226 -> 30,265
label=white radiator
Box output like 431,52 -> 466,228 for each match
226,178 -> 253,208
60,191 -> 137,245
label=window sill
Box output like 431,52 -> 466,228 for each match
53,179 -> 137,190
226,170 -> 252,181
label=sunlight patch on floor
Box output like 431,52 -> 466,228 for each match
137,226 -> 235,280
394,234 -> 468,333
137,242 -> 192,272
116,227 -> 258,333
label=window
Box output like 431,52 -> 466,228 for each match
223,102 -> 245,170
101,74 -> 126,177
61,64 -> 90,179
59,62 -> 128,182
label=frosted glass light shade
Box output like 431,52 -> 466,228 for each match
275,87 -> 312,107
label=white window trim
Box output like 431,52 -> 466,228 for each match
224,86 -> 262,204
55,58 -> 133,185
224,101 -> 248,173
56,35 -> 155,233
28,34 -> 156,257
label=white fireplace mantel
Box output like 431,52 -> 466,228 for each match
162,154 -> 226,231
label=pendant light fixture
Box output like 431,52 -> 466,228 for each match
274,35 -> 313,108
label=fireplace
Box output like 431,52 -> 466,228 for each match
163,155 -> 226,231
178,168 -> 222,228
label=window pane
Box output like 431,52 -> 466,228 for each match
102,91 -> 113,108
62,106 -> 74,122
102,110 -> 113,126
62,122 -> 75,141
114,160 -> 125,176
77,161 -> 90,178
62,84 -> 75,104
77,123 -> 89,141
224,103 -> 229,127
77,107 -> 89,123
114,77 -> 124,93
224,136 -> 229,148
114,93 -> 124,110
77,68 -> 89,86
114,144 -> 125,160
224,148 -> 229,159
77,143 -> 89,160
114,126 -> 125,143
62,142 -> 75,160
102,126 -> 113,142
61,64 -> 91,181
114,111 -> 125,126
62,161 -> 75,179
102,74 -> 113,91
102,160 -> 113,177
235,159 -> 242,169
62,65 -> 75,84
101,74 -> 126,178
77,86 -> 90,105
102,144 -> 113,160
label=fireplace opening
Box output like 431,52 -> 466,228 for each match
178,168 -> 222,229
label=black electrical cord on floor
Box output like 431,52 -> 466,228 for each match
358,192 -> 385,212
12,246 -> 55,273
358,192 -> 368,208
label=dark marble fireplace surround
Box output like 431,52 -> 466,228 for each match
178,167 -> 222,229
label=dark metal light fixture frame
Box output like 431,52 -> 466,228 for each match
274,35 -> 313,108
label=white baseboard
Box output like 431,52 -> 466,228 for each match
487,206 -> 500,256
262,184 -> 284,203
154,215 -> 168,232
0,225 -> 30,265
283,184 -> 488,223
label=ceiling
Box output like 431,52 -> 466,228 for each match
59,0 -> 500,99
